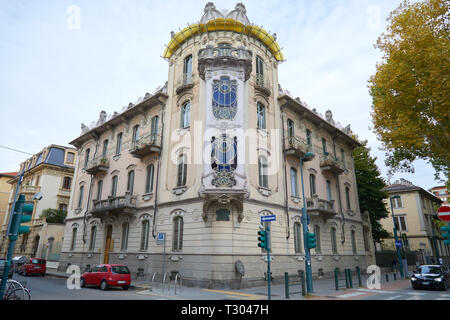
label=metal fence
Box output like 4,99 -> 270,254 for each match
375,250 -> 418,268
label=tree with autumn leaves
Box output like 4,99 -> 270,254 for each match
369,0 -> 449,185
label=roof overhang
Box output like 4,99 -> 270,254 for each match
163,18 -> 284,62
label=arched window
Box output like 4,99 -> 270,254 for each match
77,186 -> 84,209
256,55 -> 264,85
89,225 -> 97,251
177,154 -> 187,187
70,228 -> 77,251
257,103 -> 266,130
322,138 -> 328,155
314,225 -> 321,253
294,222 -> 302,253
306,129 -> 312,146
326,180 -> 332,201
309,174 -> 316,198
180,101 -> 190,129
172,216 -> 183,252
140,220 -> 150,251
111,175 -> 118,197
183,55 -> 193,84
132,125 -> 140,144
258,156 -> 269,188
345,186 -> 351,210
145,164 -> 154,194
331,227 -> 338,254
351,229 -> 357,254
287,119 -> 294,141
212,76 -> 237,120
116,132 -> 123,155
211,135 -> 237,173
84,148 -> 90,168
290,168 -> 298,197
127,170 -> 135,194
121,222 -> 129,251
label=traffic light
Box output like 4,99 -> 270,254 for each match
258,230 -> 268,250
10,194 -> 33,236
401,233 -> 408,246
306,232 -> 316,249
441,226 -> 450,245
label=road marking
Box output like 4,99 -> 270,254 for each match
386,295 -> 402,300
337,292 -> 367,298
407,296 -> 420,300
202,289 -> 266,299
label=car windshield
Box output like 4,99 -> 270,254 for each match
31,259 -> 44,265
111,266 -> 130,274
420,266 -> 441,274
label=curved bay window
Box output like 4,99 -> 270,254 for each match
212,76 -> 237,120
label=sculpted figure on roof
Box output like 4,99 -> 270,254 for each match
226,3 -> 250,25
200,2 -> 250,26
200,2 -> 224,24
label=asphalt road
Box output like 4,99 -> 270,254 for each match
10,273 -> 155,300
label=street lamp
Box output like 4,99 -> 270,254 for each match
390,195 -> 405,278
299,151 -> 315,293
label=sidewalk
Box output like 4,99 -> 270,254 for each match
45,269 -> 409,300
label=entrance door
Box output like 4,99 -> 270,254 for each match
103,225 -> 112,264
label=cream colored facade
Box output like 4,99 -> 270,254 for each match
0,173 -> 17,243
0,145 -> 77,264
59,3 -> 375,288
380,179 -> 449,263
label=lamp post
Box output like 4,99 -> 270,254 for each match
390,195 -> 404,278
299,151 -> 315,293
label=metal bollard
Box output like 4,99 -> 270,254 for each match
334,268 -> 340,291
356,266 -> 362,287
393,273 -> 397,281
385,274 -> 389,282
285,272 -> 289,299
347,269 -> 353,288
299,270 -> 306,296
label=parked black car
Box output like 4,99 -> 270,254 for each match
0,257 -> 14,279
411,265 -> 450,290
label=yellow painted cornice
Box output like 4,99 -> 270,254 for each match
163,19 -> 284,62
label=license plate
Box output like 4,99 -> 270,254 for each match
34,266 -> 41,269
422,281 -> 430,285
118,281 -> 126,284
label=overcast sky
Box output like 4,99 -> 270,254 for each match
0,0 -> 442,190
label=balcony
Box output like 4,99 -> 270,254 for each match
307,195 -> 338,220
85,157 -> 109,175
129,133 -> 162,159
284,135 -> 312,158
176,73 -> 196,95
21,185 -> 41,195
91,193 -> 137,218
320,153 -> 345,175
198,45 -> 253,81
254,73 -> 271,97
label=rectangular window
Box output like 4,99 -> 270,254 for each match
393,216 -> 408,232
70,228 -> 77,251
322,138 -> 327,155
116,133 -> 123,155
294,222 -> 302,253
326,180 -> 332,201
78,186 -> 84,209
97,180 -> 103,201
331,227 -> 338,254
89,226 -> 97,251
145,165 -> 154,194
172,217 -> 183,252
111,176 -> 118,197
184,55 -> 193,84
62,177 -> 72,190
351,230 -> 357,254
140,221 -> 149,251
309,174 -> 316,198
391,196 -> 403,209
67,152 -> 75,164
121,223 -> 129,251
341,149 -> 346,168
345,187 -> 351,210
84,149 -> 90,168
290,168 -> 298,197
314,225 -> 321,253
132,125 -> 140,143
102,140 -> 108,158
306,129 -> 312,146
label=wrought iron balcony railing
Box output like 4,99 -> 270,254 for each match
307,195 -> 338,219
176,73 -> 196,95
255,73 -> 271,96
91,193 -> 137,216
129,132 -> 162,159
284,135 -> 313,158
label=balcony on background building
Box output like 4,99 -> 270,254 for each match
198,45 -> 253,81
85,157 -> 110,175
254,73 -> 271,97
284,135 -> 312,158
129,133 -> 162,159
91,192 -> 137,218
21,185 -> 41,195
320,153 -> 345,175
307,195 -> 338,220
176,73 -> 196,95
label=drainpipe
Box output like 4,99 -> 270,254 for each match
332,135 -> 345,244
281,113 -> 290,240
152,108 -> 165,238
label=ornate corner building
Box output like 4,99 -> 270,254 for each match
59,3 -> 375,288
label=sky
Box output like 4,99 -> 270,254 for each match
0,0 -> 443,190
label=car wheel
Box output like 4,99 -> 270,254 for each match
80,277 -> 85,288
123,285 -> 129,291
41,273 -> 45,277
100,280 -> 109,291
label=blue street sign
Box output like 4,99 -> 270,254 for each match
157,232 -> 166,245
261,215 -> 276,222
395,240 -> 402,248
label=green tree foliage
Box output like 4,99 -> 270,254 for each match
40,208 -> 67,224
369,0 -> 449,182
353,141 -> 391,242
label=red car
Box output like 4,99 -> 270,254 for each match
19,258 -> 46,276
80,264 -> 131,290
